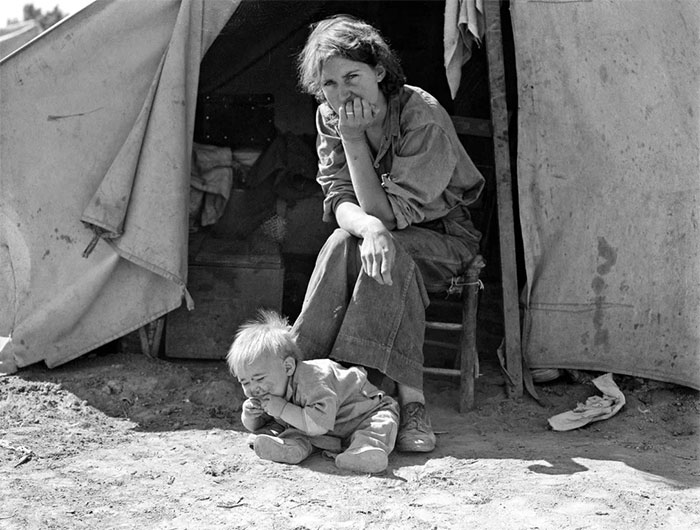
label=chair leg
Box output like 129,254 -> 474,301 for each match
138,317 -> 165,359
458,261 -> 484,412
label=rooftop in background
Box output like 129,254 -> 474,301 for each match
0,0 -> 95,27
0,19 -> 41,60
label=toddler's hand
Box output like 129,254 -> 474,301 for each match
261,395 -> 287,417
242,397 -> 265,417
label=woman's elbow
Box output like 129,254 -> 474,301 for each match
382,217 -> 397,231
364,205 -> 396,230
375,209 -> 397,230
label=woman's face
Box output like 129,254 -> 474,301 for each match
320,56 -> 386,114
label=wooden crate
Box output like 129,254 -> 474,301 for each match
164,235 -> 284,359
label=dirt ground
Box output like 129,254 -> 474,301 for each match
1,344 -> 699,530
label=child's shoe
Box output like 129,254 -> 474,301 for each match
247,421 -> 286,449
335,446 -> 388,474
253,434 -> 312,464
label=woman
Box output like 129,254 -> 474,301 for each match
292,15 -> 484,452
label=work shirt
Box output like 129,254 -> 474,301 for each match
316,84 -> 485,230
283,359 -> 393,439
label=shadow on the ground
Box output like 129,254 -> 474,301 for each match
8,346 -> 699,490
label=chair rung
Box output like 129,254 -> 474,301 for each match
423,367 -> 460,377
424,338 -> 459,350
425,321 -> 462,331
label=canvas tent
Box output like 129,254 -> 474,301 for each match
1,0 -> 698,391
0,0 -> 453,373
513,0 -> 699,391
0,0 -> 240,372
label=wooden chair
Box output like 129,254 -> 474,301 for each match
421,115 -> 492,412
423,255 -> 486,412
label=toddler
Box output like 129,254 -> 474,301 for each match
226,310 -> 399,474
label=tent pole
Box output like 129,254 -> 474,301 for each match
483,0 -> 523,398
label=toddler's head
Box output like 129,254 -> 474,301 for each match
226,310 -> 300,399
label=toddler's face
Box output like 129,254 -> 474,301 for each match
237,353 -> 291,399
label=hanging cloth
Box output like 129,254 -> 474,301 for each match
443,0 -> 485,100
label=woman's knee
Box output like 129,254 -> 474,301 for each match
319,228 -> 357,258
327,228 -> 354,245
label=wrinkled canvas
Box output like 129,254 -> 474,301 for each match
0,0 -> 238,370
513,0 -> 700,389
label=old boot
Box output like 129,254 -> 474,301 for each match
396,402 -> 436,452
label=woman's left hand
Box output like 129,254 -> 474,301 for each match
359,224 -> 396,286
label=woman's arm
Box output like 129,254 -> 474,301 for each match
341,136 -> 396,230
338,97 -> 396,229
331,98 -> 397,285
334,202 -> 396,286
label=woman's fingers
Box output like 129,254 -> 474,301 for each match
364,251 -> 393,285
360,98 -> 371,119
341,98 -> 372,121
345,100 -> 355,118
360,235 -> 395,285
379,247 -> 394,286
361,252 -> 376,282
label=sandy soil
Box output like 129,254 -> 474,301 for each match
1,347 -> 698,530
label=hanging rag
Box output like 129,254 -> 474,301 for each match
190,143 -> 237,227
443,0 -> 485,100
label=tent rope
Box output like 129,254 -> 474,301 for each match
82,227 -> 107,258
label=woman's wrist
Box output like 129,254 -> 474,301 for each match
358,215 -> 389,238
341,133 -> 366,145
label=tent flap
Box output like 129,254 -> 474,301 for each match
0,0 -> 238,370
80,52 -> 167,241
513,0 -> 700,389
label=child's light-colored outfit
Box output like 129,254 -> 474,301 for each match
248,359 -> 399,472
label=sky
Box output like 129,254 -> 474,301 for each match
1,0 -> 95,26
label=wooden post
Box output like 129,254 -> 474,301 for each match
483,0 -> 523,398
459,257 -> 486,411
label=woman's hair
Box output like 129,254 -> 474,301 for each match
226,310 -> 301,377
297,14 -> 406,102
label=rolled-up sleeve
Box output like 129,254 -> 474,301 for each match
381,123 -> 458,229
315,107 -> 359,223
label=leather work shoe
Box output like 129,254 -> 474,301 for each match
396,402 -> 436,453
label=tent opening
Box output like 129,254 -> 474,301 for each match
163,0 -> 515,361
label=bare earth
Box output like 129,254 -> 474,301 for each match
1,348 -> 698,530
